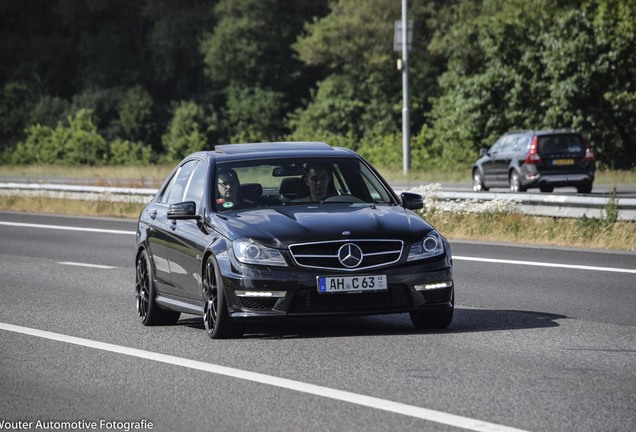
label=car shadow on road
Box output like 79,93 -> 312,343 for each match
179,307 -> 567,339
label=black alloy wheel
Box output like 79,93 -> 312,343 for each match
135,250 -> 180,326
202,256 -> 244,339
410,290 -> 454,330
410,308 -> 454,330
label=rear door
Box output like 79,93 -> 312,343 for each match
495,135 -> 517,183
149,160 -> 197,296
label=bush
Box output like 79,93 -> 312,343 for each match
162,101 -> 208,161
109,139 -> 153,165
116,86 -> 155,143
12,109 -> 108,165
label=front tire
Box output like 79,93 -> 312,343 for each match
410,308 -> 454,330
135,250 -> 180,326
202,256 -> 244,339
473,170 -> 489,192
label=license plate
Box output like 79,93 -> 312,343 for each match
317,275 -> 387,293
552,159 -> 574,166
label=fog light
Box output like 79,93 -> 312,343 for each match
414,281 -> 452,291
235,290 -> 287,298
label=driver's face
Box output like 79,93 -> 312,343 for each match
305,168 -> 330,200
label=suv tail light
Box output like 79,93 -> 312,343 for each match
525,136 -> 542,164
583,138 -> 595,162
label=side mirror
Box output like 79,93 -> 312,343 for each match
401,192 -> 423,210
167,201 -> 198,220
480,148 -> 489,156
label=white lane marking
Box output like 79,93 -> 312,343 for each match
58,261 -> 117,269
454,256 -> 636,274
0,221 -> 134,235
0,322 -> 531,432
3,220 -> 633,275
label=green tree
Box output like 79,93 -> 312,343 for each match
421,0 -> 636,169
162,101 -> 209,161
200,0 -> 327,143
290,0 -> 444,150
291,0 -> 400,142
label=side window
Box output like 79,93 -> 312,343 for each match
165,160 -> 196,205
514,136 -> 531,152
500,135 -> 516,153
183,160 -> 207,204
157,172 -> 178,204
490,139 -> 503,154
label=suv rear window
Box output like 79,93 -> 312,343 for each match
538,134 -> 585,155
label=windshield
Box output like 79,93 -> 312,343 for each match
213,157 -> 396,212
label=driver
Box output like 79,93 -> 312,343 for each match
303,162 -> 332,202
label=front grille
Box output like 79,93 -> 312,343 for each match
238,297 -> 278,310
289,239 -> 403,271
288,284 -> 413,313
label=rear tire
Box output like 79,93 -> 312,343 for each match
577,184 -> 592,194
202,256 -> 244,339
509,171 -> 527,192
135,250 -> 180,326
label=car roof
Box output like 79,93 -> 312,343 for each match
192,142 -> 358,162
505,129 -> 580,137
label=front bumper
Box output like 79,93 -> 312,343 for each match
218,253 -> 453,320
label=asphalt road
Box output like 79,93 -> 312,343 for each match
1,211 -> 634,432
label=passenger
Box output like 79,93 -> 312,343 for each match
216,167 -> 242,210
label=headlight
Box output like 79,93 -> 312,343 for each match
407,230 -> 444,261
233,239 -> 287,267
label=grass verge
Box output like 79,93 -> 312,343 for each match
422,210 -> 635,251
2,164 -> 634,186
0,195 -> 145,219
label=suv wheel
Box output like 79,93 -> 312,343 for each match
509,171 -> 526,192
473,170 -> 488,192
577,184 -> 592,194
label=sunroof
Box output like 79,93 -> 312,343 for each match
215,142 -> 332,154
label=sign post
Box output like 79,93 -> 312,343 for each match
394,1 -> 412,174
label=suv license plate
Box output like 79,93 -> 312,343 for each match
318,275 -> 387,293
552,159 -> 574,166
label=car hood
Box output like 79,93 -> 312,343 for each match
209,204 -> 432,247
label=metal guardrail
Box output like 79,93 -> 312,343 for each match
1,182 -> 635,221
0,182 -> 157,204
417,190 -> 636,221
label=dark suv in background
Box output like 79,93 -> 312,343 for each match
472,130 -> 596,193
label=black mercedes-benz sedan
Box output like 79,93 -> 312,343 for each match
135,142 -> 454,338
